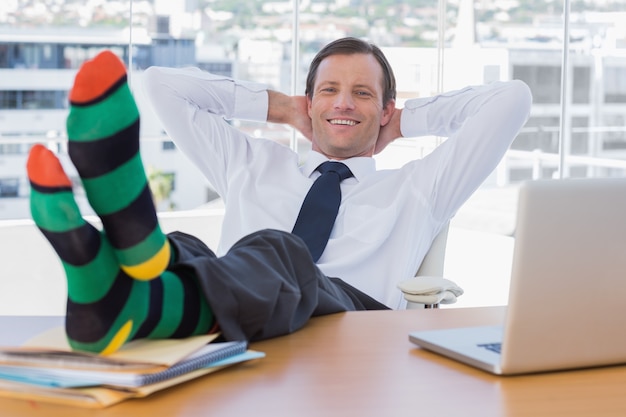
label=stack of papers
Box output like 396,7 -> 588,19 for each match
0,327 -> 264,408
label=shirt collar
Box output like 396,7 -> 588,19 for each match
301,151 -> 376,182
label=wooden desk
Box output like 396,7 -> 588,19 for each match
1,308 -> 625,416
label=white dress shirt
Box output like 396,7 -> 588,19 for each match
143,66 -> 532,308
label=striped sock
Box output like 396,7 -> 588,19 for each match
66,50 -> 169,281
27,144 -> 214,354
27,144 -> 148,354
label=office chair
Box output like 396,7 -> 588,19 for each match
398,223 -> 464,309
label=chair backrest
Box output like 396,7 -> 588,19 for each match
415,222 -> 449,278
404,222 -> 450,309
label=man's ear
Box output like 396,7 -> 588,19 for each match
306,94 -> 313,118
380,99 -> 396,127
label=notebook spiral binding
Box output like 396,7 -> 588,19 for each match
140,341 -> 248,386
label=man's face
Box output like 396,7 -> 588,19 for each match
307,53 -> 394,160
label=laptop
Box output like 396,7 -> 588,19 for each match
409,177 -> 626,375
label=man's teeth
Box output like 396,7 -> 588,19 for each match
330,119 -> 357,126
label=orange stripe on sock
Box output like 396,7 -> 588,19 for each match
69,50 -> 127,105
27,144 -> 72,188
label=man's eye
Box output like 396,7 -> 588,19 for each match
356,91 -> 371,96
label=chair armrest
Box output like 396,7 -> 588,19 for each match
398,276 -> 464,308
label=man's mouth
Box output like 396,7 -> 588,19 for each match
328,119 -> 358,126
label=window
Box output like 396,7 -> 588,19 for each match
605,66 -> 626,103
0,178 -> 18,198
1,2 -> 624,187
0,91 -> 18,109
0,143 -> 23,155
513,65 -> 561,104
0,90 -> 66,110
1,1 -> 625,268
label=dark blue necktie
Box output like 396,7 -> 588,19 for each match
292,161 -> 354,262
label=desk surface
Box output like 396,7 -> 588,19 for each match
1,307 -> 625,417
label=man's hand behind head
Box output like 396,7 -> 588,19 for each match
267,91 -> 312,141
374,107 -> 402,155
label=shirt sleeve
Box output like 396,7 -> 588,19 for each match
399,80 -> 533,222
143,66 -> 269,122
142,66 -> 271,197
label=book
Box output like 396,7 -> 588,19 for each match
0,340 -> 248,388
0,326 -> 264,408
0,350 -> 265,408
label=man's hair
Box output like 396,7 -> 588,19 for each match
305,37 -> 397,106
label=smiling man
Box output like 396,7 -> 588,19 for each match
28,38 -> 531,353
142,36 -> 531,336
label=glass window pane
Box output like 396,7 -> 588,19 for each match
2,2 -> 624,314
0,2 -> 136,220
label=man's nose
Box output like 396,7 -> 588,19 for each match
333,91 -> 355,110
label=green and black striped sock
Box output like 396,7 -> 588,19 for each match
27,144 -> 150,353
26,52 -> 215,354
66,50 -> 169,281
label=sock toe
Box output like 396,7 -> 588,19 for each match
27,144 -> 72,189
69,51 -> 127,106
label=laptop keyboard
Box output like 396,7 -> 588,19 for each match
477,342 -> 502,354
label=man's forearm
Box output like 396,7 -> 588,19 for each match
400,81 -> 531,138
267,90 -> 294,124
267,91 -> 312,139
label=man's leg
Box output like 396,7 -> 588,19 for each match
168,229 -> 387,343
66,50 -> 169,280
26,52 -> 215,354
